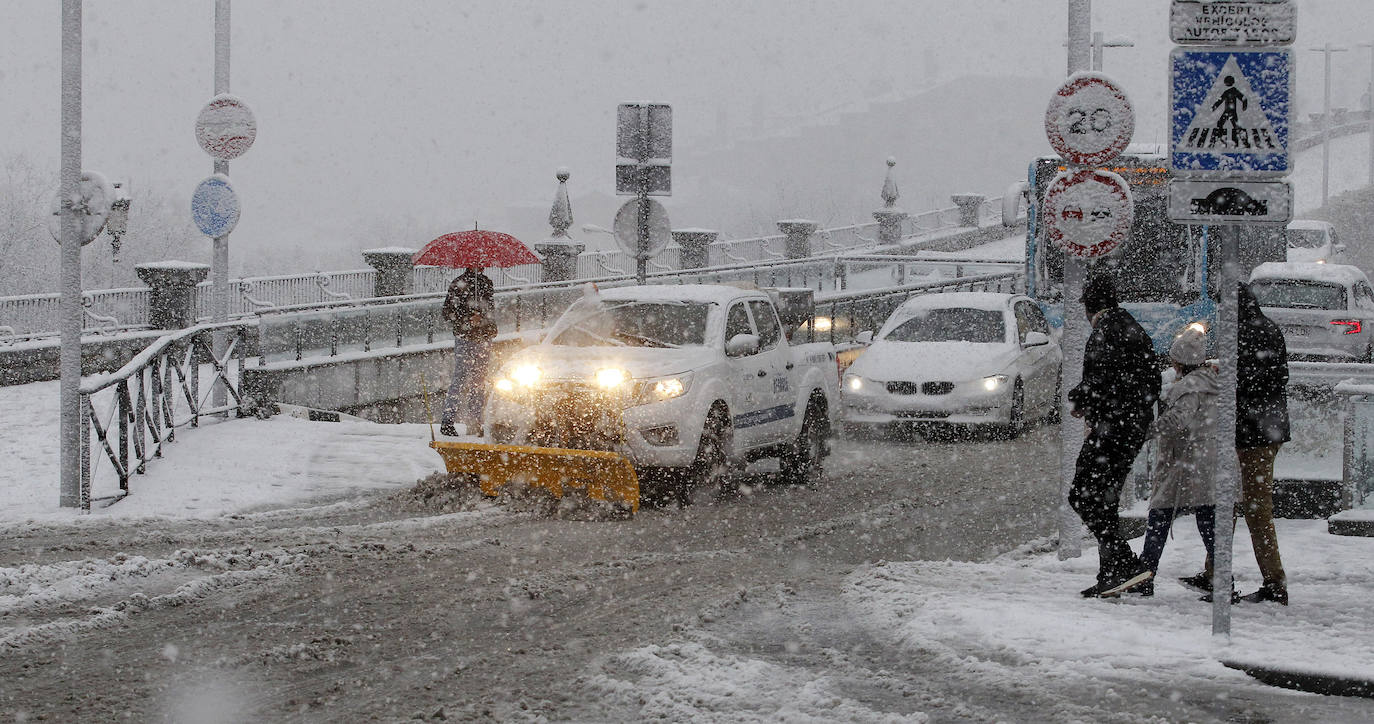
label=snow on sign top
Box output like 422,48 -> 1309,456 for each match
194,94 -> 257,161
1042,169 -> 1134,259
1044,72 -> 1135,167
1170,47 -> 1292,177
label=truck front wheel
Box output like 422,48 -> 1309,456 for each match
679,410 -> 732,506
780,400 -> 826,487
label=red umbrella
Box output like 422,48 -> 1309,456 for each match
412,229 -> 540,269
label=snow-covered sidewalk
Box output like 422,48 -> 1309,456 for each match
846,520 -> 1374,692
0,378 -> 447,522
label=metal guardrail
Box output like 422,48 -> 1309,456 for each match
78,320 -> 256,511
0,195 -> 1006,340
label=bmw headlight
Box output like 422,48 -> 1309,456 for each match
982,374 -> 1008,392
845,374 -> 866,392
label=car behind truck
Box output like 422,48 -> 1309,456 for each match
436,283 -> 839,510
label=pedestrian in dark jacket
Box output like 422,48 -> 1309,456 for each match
440,266 -> 497,436
1067,273 -> 1162,598
1233,282 -> 1290,604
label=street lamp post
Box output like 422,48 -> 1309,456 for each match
1310,43 -> 1349,207
58,0 -> 83,508
1361,42 -> 1374,187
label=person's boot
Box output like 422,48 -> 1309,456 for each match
1098,561 -> 1154,598
1178,572 -> 1211,592
1240,581 -> 1288,606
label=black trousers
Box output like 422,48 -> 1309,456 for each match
1068,416 -> 1150,581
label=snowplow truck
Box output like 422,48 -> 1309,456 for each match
432,284 -> 840,511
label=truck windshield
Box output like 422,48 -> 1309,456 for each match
548,299 -> 710,348
1286,229 -> 1327,249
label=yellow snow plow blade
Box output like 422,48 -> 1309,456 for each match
429,441 -> 639,514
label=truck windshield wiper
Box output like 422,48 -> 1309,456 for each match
615,331 -> 680,348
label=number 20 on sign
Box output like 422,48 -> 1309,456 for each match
1045,72 -> 1136,167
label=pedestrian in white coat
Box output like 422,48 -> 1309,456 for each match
1115,326 -> 1219,598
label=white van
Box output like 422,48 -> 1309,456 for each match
1285,220 -> 1344,264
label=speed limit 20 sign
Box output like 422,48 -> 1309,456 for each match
1045,72 -> 1135,167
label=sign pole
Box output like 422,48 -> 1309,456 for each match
637,105 -> 649,285
1212,224 -> 1242,637
211,0 -> 231,412
58,0 -> 83,508
1057,0 -> 1092,560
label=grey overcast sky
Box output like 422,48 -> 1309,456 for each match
2,1 -> 1371,270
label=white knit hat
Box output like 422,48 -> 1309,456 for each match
1169,327 -> 1206,365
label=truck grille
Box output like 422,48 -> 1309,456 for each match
528,384 -> 625,451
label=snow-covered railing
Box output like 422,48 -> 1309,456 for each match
0,194 -> 1005,341
78,319 -> 256,511
0,286 -> 152,340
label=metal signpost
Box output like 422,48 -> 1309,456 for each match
1045,24 -> 1138,559
616,103 -> 672,283
1167,0 -> 1295,638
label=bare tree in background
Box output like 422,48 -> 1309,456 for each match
0,155 -> 58,296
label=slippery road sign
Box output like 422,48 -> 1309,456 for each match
1170,47 -> 1293,177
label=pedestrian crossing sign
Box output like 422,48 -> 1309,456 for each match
1169,47 -> 1293,177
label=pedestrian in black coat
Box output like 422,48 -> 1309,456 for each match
1233,282 -> 1290,604
1067,273 -> 1162,598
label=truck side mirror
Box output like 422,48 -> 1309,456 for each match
726,333 -> 761,357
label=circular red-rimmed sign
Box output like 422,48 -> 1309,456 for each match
1042,169 -> 1134,259
195,94 -> 257,161
1045,72 -> 1135,167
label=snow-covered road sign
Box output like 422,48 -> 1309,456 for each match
1170,48 -> 1293,177
1042,169 -> 1134,259
1167,179 -> 1291,224
191,174 -> 241,238
1170,0 -> 1295,46
1045,73 -> 1135,167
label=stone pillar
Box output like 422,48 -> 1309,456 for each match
534,240 -> 582,282
363,247 -> 416,297
136,262 -> 210,330
672,228 -> 719,269
534,168 -> 585,283
873,157 -> 908,246
951,193 -> 987,228
777,219 -> 819,260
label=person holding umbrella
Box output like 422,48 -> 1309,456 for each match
440,265 -> 497,436
414,229 -> 540,436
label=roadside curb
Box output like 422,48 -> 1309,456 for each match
1223,659 -> 1374,698
1326,516 -> 1374,537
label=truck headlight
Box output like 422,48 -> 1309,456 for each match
595,367 -> 629,389
511,364 -> 542,387
633,374 -> 691,404
982,374 -> 1008,392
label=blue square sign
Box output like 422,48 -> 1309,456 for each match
1170,47 -> 1293,177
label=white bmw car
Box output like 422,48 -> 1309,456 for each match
841,292 -> 1062,438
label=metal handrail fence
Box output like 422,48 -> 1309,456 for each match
0,195 -> 1006,340
0,287 -> 153,341
78,319 -> 256,511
